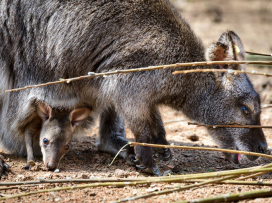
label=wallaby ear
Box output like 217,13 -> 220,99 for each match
37,102 -> 52,121
206,31 -> 245,70
69,107 -> 92,127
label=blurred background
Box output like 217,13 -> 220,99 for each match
170,0 -> 272,107
170,0 -> 272,53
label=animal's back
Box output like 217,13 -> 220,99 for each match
0,0 -> 205,155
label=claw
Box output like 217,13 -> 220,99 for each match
22,166 -> 29,170
164,148 -> 171,161
126,155 -> 136,166
156,148 -> 172,161
129,154 -> 136,162
158,159 -> 163,165
159,153 -> 164,160
137,164 -> 161,176
133,159 -> 141,165
3,163 -> 9,170
22,164 -> 31,170
136,164 -> 147,170
152,164 -> 161,176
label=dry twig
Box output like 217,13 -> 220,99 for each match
262,104 -> 272,109
172,67 -> 272,76
5,60 -> 272,92
113,175 -> 239,203
1,165 -> 272,201
174,188 -> 272,203
246,51 -> 272,57
129,142 -> 272,160
183,179 -> 272,186
188,121 -> 272,129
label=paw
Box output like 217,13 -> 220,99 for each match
22,160 -> 35,170
0,154 -> 9,176
136,163 -> 161,176
154,148 -> 173,162
135,146 -> 153,168
22,163 -> 32,170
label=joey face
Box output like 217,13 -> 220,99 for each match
37,102 -> 91,170
39,114 -> 73,171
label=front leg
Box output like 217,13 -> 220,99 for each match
150,108 -> 172,161
23,119 -> 41,170
129,119 -> 161,176
23,130 -> 35,170
97,107 -> 134,164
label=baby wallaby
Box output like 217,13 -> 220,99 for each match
24,102 -> 91,170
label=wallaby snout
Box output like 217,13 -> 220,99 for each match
43,144 -> 70,171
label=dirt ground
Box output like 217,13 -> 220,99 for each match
1,0 -> 272,202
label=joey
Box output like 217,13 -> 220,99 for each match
23,102 -> 91,170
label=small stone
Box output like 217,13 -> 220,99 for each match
187,134 -> 199,142
43,173 -> 52,179
167,165 -> 174,169
146,187 -> 160,192
54,169 -> 60,173
17,174 -> 26,181
163,170 -> 172,176
81,174 -> 88,179
114,169 -> 129,178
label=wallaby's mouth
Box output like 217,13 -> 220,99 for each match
232,144 -> 269,164
227,147 -> 258,164
238,154 -> 241,162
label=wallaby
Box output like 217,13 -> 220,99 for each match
0,0 -> 268,175
24,102 -> 92,170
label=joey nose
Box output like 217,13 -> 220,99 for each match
46,162 -> 57,171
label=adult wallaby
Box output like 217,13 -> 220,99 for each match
24,102 -> 92,170
0,0 -> 267,175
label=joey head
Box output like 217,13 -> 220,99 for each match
24,102 -> 91,170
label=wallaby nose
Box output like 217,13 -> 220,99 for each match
259,146 -> 264,154
47,162 -> 57,171
258,142 -> 267,154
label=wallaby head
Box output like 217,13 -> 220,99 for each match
37,102 -> 91,170
203,31 -> 267,163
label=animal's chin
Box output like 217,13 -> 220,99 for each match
229,148 -> 259,163
245,154 -> 259,161
228,153 -> 240,164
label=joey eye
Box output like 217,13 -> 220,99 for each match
43,138 -> 49,145
65,143 -> 70,150
241,106 -> 251,117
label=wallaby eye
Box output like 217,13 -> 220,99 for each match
65,143 -> 70,150
241,106 -> 251,117
43,138 -> 49,145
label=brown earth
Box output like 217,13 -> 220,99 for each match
1,0 -> 272,202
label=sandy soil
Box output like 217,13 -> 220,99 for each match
1,0 -> 272,202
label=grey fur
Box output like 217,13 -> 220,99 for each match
21,101 -> 93,170
0,0 -> 267,171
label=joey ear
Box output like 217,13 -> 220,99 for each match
206,31 -> 245,70
37,102 -> 52,121
69,107 -> 92,127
